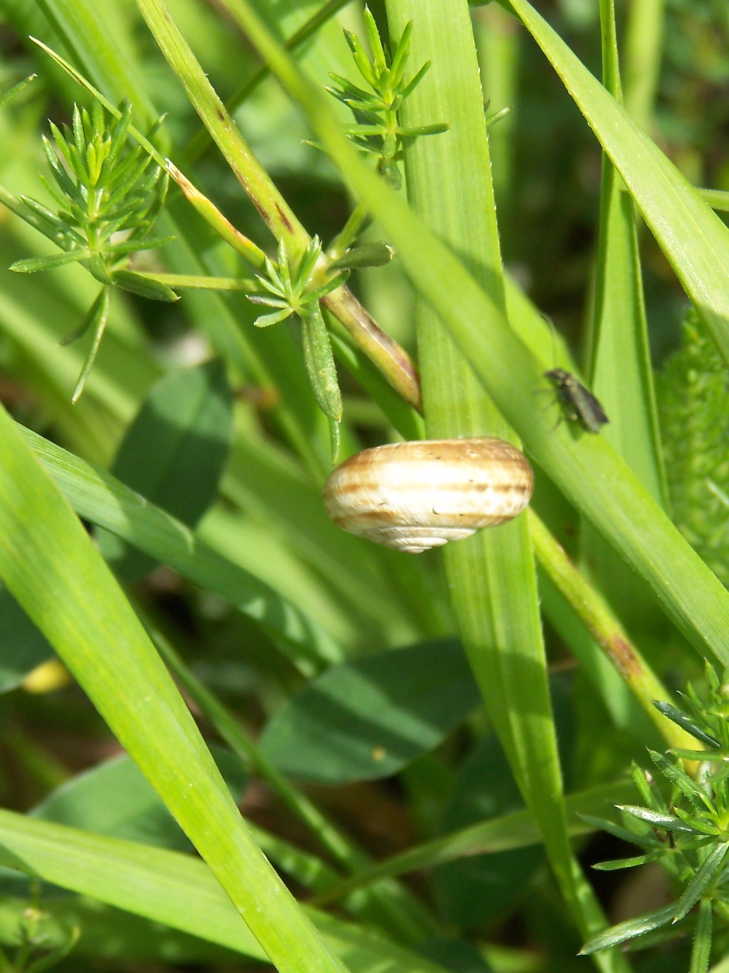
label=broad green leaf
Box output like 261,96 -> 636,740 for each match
0,403 -> 349,973
419,938 -> 495,973
20,422 -> 345,674
32,749 -> 247,853
503,0 -> 729,369
260,640 -> 480,783
0,586 -> 52,692
98,359 -> 234,580
432,731 -> 543,928
0,809 -> 450,973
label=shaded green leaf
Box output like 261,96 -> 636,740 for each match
32,749 -> 247,853
260,640 -> 480,783
98,359 -> 233,580
0,586 -> 52,693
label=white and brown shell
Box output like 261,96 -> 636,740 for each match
324,438 -> 533,554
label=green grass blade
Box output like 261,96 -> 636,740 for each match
385,3 -> 622,964
580,0 -> 667,657
311,779 -> 637,906
590,0 -> 666,507
0,404 -> 349,973
623,0 -> 665,129
0,810 -> 449,973
503,0 -> 729,369
19,423 -> 345,674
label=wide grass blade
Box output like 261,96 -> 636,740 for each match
0,809 -> 449,973
385,3 -> 622,965
0,404 -> 350,973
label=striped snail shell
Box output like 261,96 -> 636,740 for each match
323,438 -> 534,554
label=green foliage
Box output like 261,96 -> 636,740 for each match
10,100 -> 169,284
0,1 -> 728,972
658,308 -> 729,587
247,236 -> 345,455
582,664 -> 729,959
326,7 -> 446,186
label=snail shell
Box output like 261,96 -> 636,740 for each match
323,438 -> 533,554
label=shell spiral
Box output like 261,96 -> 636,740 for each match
323,438 -> 534,553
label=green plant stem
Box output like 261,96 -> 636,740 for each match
128,271 -> 257,291
180,0 -> 352,169
136,0 -> 421,410
31,29 -> 334,481
623,0 -> 665,129
528,510 -> 696,753
326,202 -> 370,260
165,161 -> 266,268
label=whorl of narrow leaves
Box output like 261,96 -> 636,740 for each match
326,7 -> 447,186
6,100 -> 176,401
657,307 -> 729,587
581,664 -> 729,956
10,101 -> 170,285
246,237 -> 345,458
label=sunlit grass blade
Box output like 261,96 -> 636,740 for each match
582,0 -> 667,642
0,404 -> 349,973
384,4 -> 622,965
0,810 -> 449,973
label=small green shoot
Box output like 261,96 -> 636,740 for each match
7,100 -> 174,401
581,662 -> 729,960
326,7 -> 447,188
247,237 -> 345,458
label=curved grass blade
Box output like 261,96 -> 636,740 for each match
0,404 -> 348,973
0,809 -> 448,973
